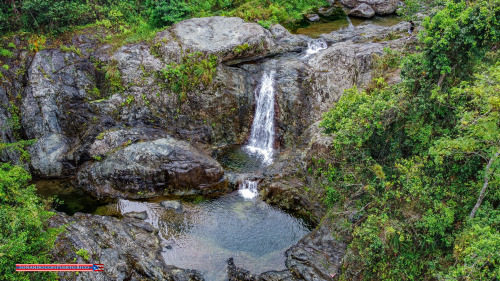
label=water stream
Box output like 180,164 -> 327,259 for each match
245,71 -> 276,165
304,38 -> 328,57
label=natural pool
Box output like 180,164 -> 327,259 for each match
293,15 -> 403,38
35,166 -> 312,281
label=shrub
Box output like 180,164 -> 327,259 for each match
0,163 -> 63,280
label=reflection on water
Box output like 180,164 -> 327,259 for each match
118,192 -> 311,281
293,15 -> 403,38
35,179 -> 112,215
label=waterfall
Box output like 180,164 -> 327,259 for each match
245,71 -> 276,165
346,15 -> 355,30
239,180 -> 258,200
304,38 -> 328,56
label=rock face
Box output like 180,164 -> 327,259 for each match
21,50 -> 98,177
78,136 -> 228,199
340,0 -> 398,15
49,213 -> 204,281
350,3 -> 376,18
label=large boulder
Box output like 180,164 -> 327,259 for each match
49,213 -> 204,281
340,0 -> 398,15
78,136 -> 228,199
350,3 -> 376,18
155,17 -> 276,63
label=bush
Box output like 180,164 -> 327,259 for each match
146,0 -> 192,27
0,163 -> 63,280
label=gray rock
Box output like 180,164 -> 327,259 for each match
89,127 -> 168,158
160,200 -> 183,213
78,137 -> 228,199
156,17 -> 276,63
49,213 -> 204,281
350,3 -> 376,18
285,221 -> 346,281
340,0 -> 398,15
124,211 -> 148,220
318,6 -> 336,17
21,49 -> 98,177
305,14 -> 321,22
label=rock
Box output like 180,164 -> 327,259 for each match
124,211 -> 148,220
269,24 -> 292,41
318,7 -> 336,17
160,200 -> 183,213
0,87 -> 20,163
156,17 -> 276,63
21,49 -> 99,178
305,14 -> 321,22
89,127 -> 168,158
340,0 -> 398,15
49,213 -> 204,281
350,3 -> 376,18
285,220 -> 346,281
362,0 -> 399,15
78,137 -> 228,199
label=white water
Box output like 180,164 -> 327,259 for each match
245,71 -> 276,165
346,15 -> 355,30
304,38 -> 328,56
238,180 -> 259,200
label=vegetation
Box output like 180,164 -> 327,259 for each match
1,0 -> 329,36
158,52 -> 218,102
0,162 -> 63,280
314,0 -> 500,279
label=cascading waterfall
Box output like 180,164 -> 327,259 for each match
304,38 -> 328,56
238,180 -> 258,200
245,71 -> 276,165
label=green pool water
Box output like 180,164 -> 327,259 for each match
293,15 -> 403,38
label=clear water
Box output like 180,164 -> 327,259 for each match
117,192 -> 311,281
35,179 -> 112,215
245,71 -> 276,165
214,145 -> 264,173
293,15 -> 403,38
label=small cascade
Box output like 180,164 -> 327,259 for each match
346,15 -> 355,30
304,38 -> 328,56
238,180 -> 259,200
245,71 -> 276,164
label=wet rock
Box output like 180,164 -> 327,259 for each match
305,14 -> 321,22
49,213 -> 204,281
285,221 -> 346,281
160,200 -> 183,213
124,211 -> 148,220
350,3 -> 376,18
340,0 -> 398,15
78,137 -> 228,199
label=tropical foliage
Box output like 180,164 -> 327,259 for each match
316,0 -> 500,279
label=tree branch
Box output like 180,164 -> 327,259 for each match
469,149 -> 500,219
